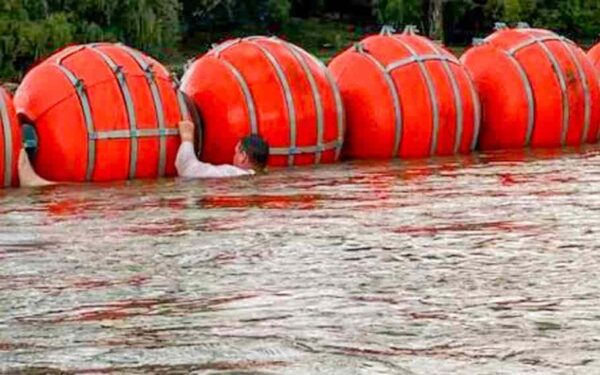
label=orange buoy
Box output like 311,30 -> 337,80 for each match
14,43 -> 193,182
0,87 -> 20,187
588,43 -> 600,72
181,36 -> 344,166
328,26 -> 480,159
462,24 -> 600,151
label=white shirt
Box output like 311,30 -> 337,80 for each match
175,141 -> 254,179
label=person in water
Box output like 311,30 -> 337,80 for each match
18,120 -> 269,187
176,120 -> 269,178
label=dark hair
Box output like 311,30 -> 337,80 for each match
241,134 -> 269,170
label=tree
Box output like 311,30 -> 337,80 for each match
503,0 -> 522,23
428,0 -> 443,40
181,0 -> 291,32
0,0 -> 182,80
375,0 -> 422,28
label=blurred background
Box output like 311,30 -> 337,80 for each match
1,0 -> 599,82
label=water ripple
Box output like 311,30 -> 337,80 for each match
2,147 -> 600,373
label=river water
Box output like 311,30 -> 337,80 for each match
1,147 -> 600,374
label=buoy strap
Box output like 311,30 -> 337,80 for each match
272,38 -> 326,164
54,45 -> 87,64
88,128 -> 179,140
210,38 -> 243,57
217,58 -> 259,134
380,25 -> 396,36
87,45 -> 140,179
386,54 -> 460,72
516,31 -> 570,145
355,47 -> 403,157
415,38 -> 469,153
54,63 -> 96,181
500,51 -> 535,145
387,37 -> 440,155
210,38 -> 345,163
292,45 -> 345,161
0,91 -> 13,187
246,40 -> 298,166
116,43 -> 169,176
506,35 -> 568,55
270,140 -> 342,156
557,40 -> 592,143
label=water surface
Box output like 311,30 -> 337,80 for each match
1,147 -> 600,374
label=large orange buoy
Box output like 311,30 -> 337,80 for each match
588,43 -> 600,72
462,24 -> 600,151
181,36 -> 344,166
0,87 -> 20,188
14,43 -> 193,182
328,26 -> 480,159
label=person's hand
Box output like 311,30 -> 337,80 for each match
178,120 -> 195,143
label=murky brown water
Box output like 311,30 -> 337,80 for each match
2,147 -> 600,374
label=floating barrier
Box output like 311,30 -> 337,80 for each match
0,87 -> 20,187
462,24 -> 600,150
328,26 -> 480,159
588,43 -> 600,72
14,43 -> 193,182
181,36 -> 344,166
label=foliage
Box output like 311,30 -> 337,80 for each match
1,0 -> 181,80
1,0 -> 599,81
180,0 -> 291,32
374,0 -> 423,29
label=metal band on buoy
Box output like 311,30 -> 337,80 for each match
511,31 -> 570,146
209,38 -> 242,56
475,35 -> 536,146
388,37 -> 440,155
53,46 -> 86,64
88,129 -> 179,139
385,54 -> 460,70
87,44 -> 140,179
269,140 -> 340,155
464,69 -> 482,151
355,43 -> 403,157
216,57 -> 259,135
0,91 -> 13,187
558,38 -> 592,143
53,62 -> 96,181
417,37 -> 465,154
246,40 -> 298,165
272,37 -> 326,164
187,37 -> 343,164
291,45 -> 345,160
502,50 -> 536,145
116,44 -> 169,176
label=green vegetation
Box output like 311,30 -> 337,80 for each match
1,0 -> 599,81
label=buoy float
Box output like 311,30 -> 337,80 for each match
588,43 -> 600,72
462,24 -> 600,150
181,36 -> 344,166
328,25 -> 480,159
0,87 -> 20,188
14,43 -> 194,182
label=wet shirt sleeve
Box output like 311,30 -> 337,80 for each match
175,141 -> 254,179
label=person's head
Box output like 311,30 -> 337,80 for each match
233,134 -> 270,171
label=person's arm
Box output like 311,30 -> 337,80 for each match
176,141 -> 253,178
175,121 -> 253,179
